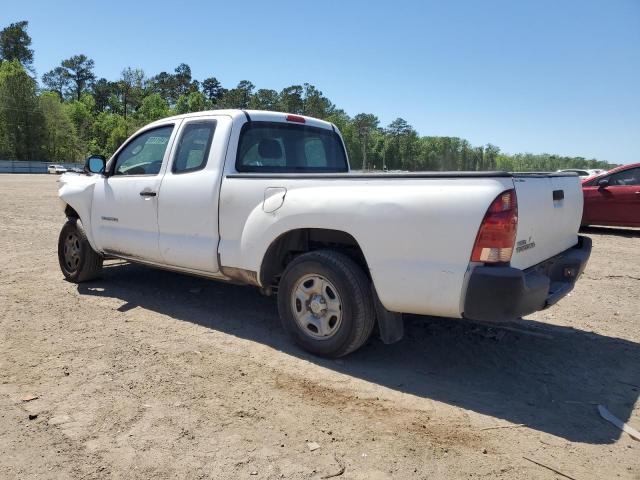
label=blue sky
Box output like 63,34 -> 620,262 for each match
4,0 -> 639,164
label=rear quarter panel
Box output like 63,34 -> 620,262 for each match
218,176 -> 515,317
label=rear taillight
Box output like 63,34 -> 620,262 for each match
471,189 -> 518,263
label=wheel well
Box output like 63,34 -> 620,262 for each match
260,228 -> 369,287
65,204 -> 80,219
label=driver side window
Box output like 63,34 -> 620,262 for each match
113,125 -> 174,176
607,168 -> 640,186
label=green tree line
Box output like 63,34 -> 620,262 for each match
0,20 -> 617,172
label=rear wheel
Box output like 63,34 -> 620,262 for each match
58,219 -> 103,282
277,250 -> 375,357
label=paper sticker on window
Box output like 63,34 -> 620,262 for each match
147,136 -> 169,145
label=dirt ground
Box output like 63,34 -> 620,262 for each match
1,174 -> 639,480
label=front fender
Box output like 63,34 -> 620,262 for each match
58,174 -> 99,250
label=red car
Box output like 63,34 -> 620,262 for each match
581,162 -> 640,227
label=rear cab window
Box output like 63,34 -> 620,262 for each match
236,122 -> 348,173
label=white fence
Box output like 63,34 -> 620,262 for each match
0,160 -> 82,174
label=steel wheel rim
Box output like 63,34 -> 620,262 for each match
63,232 -> 81,272
291,273 -> 343,340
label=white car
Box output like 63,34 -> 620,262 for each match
47,164 -> 67,174
557,168 -> 606,179
57,110 -> 591,357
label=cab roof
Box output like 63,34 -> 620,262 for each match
148,109 -> 336,131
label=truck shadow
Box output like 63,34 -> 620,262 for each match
78,261 -> 639,445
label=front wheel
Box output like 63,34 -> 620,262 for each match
277,250 -> 375,358
58,219 -> 103,282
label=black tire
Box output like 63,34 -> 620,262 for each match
58,218 -> 103,282
277,249 -> 375,358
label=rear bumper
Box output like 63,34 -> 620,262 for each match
463,236 -> 592,322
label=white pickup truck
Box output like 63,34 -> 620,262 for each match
58,110 -> 591,357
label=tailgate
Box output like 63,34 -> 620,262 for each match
510,174 -> 583,270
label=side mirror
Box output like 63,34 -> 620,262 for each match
84,155 -> 106,175
597,178 -> 609,190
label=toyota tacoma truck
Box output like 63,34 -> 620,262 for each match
57,110 -> 592,357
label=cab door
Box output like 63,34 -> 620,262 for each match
91,123 -> 178,262
157,115 -> 231,272
582,182 -> 608,225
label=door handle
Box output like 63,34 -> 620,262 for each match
139,191 -> 157,197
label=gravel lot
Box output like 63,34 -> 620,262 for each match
1,174 -> 639,480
